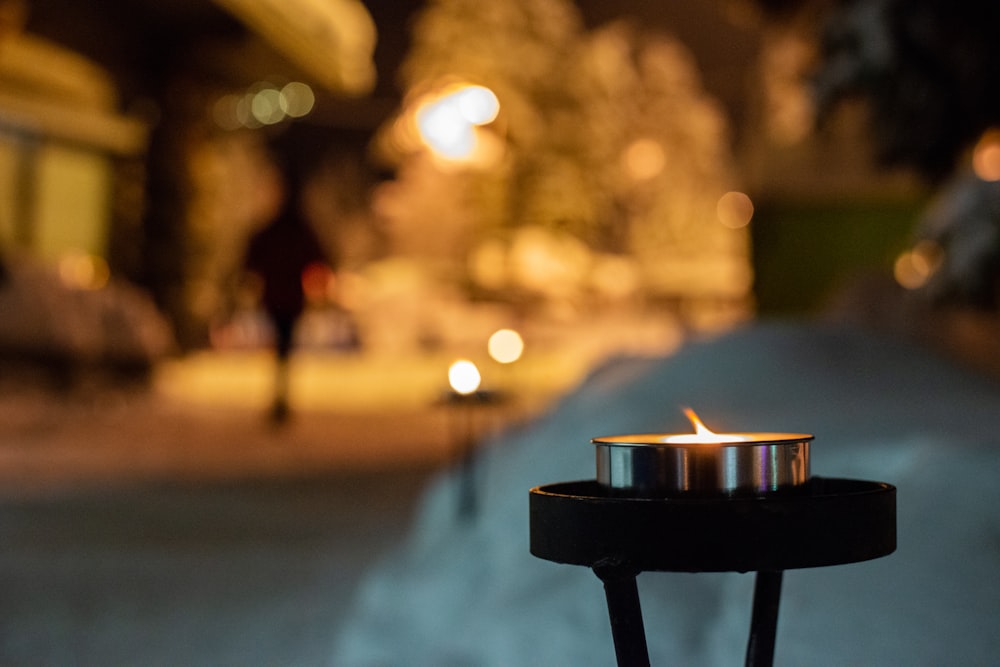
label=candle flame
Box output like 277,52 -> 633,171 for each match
683,407 -> 713,437
664,408 -> 750,444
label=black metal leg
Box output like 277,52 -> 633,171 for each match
457,432 -> 478,519
745,570 -> 783,667
449,401 -> 478,521
593,564 -> 651,667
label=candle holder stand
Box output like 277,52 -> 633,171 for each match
529,432 -> 896,667
441,389 -> 506,520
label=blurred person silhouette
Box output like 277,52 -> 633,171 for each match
243,145 -> 333,425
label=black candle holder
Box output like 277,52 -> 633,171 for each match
530,444 -> 896,666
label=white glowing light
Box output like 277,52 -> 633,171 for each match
416,97 -> 476,159
488,329 -> 524,364
414,83 -> 500,161
448,360 -> 482,395
456,85 -> 500,125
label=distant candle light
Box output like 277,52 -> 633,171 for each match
488,328 -> 524,364
448,359 -> 482,395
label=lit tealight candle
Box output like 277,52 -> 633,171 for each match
593,409 -> 812,497
660,408 -> 751,444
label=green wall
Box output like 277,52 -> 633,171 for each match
751,199 -> 926,315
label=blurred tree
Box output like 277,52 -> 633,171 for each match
382,0 -> 585,246
375,0 -> 749,307
755,0 -> 1000,310
756,0 -> 1000,182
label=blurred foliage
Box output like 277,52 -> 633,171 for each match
752,198 -> 924,314
376,0 -> 748,298
757,0 -> 1000,182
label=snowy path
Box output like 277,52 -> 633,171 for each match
0,468 -> 434,666
0,388 -> 445,666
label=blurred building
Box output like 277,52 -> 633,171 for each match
2,0 -> 392,348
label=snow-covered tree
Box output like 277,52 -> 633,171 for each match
374,0 -> 751,314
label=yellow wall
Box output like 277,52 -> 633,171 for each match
0,133 -> 111,261
0,139 -> 18,245
32,143 -> 110,260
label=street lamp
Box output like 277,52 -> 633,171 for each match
414,83 -> 501,164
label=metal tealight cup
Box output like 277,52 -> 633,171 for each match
593,432 -> 812,498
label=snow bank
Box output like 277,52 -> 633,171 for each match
332,321 -> 1000,666
0,256 -> 173,371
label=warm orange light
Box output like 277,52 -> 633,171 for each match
716,191 -> 754,228
663,408 -> 750,444
58,252 -> 110,291
894,240 -> 943,290
622,138 -> 665,181
973,129 -> 1000,182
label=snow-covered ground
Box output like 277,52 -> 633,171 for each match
0,301 -> 685,665
0,390 -> 442,667
5,319 -> 999,665
0,467 -> 436,667
333,321 -> 1000,666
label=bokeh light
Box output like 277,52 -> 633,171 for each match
212,94 -> 244,131
234,93 -> 261,128
58,252 -> 110,290
448,359 -> 482,395
212,81 -> 315,129
279,81 -> 315,118
415,83 -> 500,161
417,97 -> 475,159
894,240 -> 943,289
716,191 -> 754,228
488,328 -> 524,364
455,85 -> 500,125
972,129 -> 1000,182
251,86 -> 285,125
622,138 -> 665,181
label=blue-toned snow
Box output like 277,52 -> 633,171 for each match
333,321 -> 1000,666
